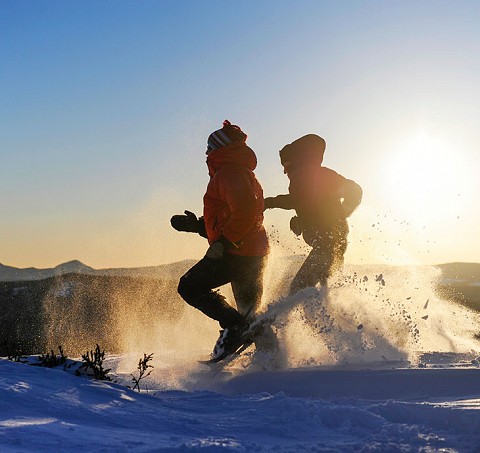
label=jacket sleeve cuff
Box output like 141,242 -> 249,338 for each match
197,216 -> 208,239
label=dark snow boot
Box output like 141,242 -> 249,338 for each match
211,321 -> 250,360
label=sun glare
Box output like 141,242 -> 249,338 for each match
382,131 -> 468,228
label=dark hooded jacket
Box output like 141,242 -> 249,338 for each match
287,164 -> 355,245
266,163 -> 362,247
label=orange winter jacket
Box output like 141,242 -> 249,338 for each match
203,142 -> 269,257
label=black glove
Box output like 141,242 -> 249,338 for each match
290,216 -> 303,236
170,210 -> 200,233
263,197 -> 275,210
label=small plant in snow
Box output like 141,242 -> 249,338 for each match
130,353 -> 154,392
7,352 -> 27,363
3,341 -> 28,363
37,346 -> 67,368
76,344 -> 111,381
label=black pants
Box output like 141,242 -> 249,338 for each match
290,225 -> 348,294
178,254 -> 267,328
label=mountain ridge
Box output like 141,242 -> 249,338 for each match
0,260 -> 196,282
1,260 -> 479,283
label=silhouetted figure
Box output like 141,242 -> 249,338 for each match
171,120 -> 276,359
265,134 -> 362,294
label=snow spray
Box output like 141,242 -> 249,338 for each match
259,225 -> 480,369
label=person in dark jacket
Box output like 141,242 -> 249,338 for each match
171,120 -> 275,359
264,134 -> 362,294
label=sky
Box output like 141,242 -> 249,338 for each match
1,0 -> 479,269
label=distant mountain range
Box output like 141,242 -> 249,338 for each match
0,260 -> 195,282
1,259 -> 479,356
1,260 -> 479,284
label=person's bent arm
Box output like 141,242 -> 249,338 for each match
264,194 -> 295,210
219,170 -> 258,244
339,180 -> 363,217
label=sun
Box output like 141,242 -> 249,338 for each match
382,131 -> 467,228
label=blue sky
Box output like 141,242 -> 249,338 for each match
1,1 -> 479,268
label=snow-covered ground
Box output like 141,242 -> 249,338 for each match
2,264 -> 480,451
2,354 -> 480,452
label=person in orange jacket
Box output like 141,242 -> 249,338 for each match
171,120 -> 274,359
264,134 -> 362,294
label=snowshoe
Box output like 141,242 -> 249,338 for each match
200,317 -> 274,364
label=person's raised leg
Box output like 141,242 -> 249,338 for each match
178,257 -> 246,328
